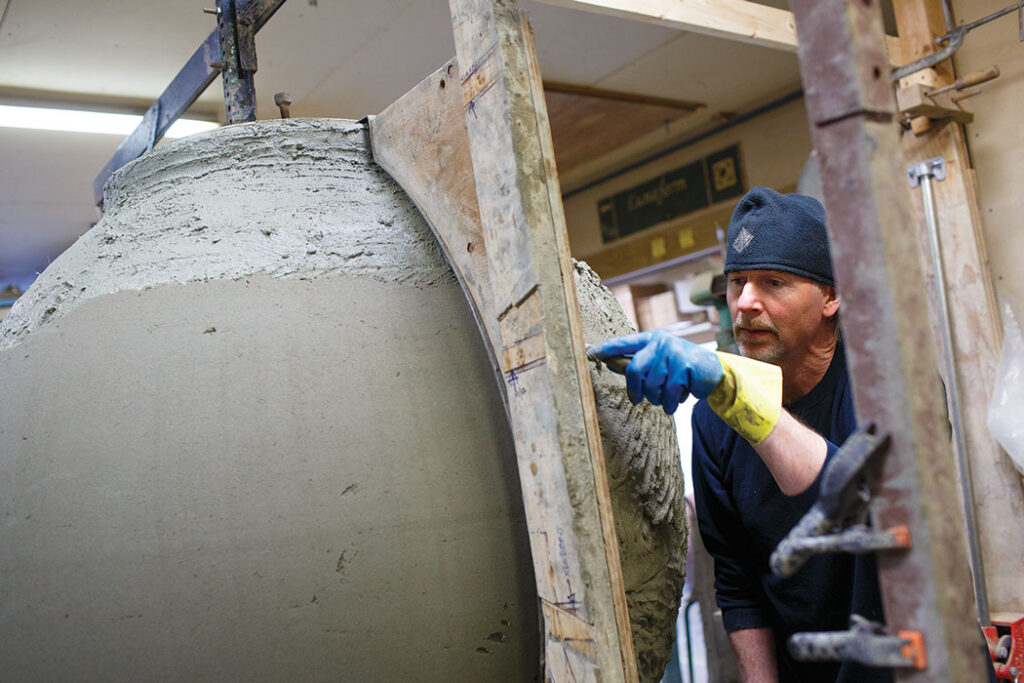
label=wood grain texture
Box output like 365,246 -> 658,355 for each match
902,120 -> 1024,615
792,0 -> 989,677
533,0 -> 798,52
893,0 -> 955,83
367,61 -> 502,385
370,2 -> 639,678
450,1 -> 636,679
544,89 -> 699,175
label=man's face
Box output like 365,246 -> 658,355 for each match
725,269 -> 838,365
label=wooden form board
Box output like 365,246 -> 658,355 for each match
368,2 -> 636,679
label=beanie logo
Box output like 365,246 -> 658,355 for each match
733,226 -> 754,254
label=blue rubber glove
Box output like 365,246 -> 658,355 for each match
588,330 -> 724,415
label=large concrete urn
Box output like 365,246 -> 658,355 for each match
0,119 -> 685,682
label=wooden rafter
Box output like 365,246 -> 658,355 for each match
533,0 -> 902,62
543,81 -> 704,111
532,0 -> 799,52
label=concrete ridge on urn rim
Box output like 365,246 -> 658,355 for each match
0,118 -> 453,350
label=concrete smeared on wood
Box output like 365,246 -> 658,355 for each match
575,260 -> 688,682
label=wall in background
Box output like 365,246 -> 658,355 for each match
563,96 -> 812,271
951,0 -> 1024,321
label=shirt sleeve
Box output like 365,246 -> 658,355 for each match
787,437 -> 839,510
690,405 -> 771,632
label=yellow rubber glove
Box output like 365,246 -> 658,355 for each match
706,352 -> 783,445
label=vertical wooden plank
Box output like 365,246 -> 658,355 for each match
893,0 -> 954,83
449,1 -> 637,680
368,60 -> 502,378
895,0 -> 1024,619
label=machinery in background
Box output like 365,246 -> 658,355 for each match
689,270 -> 737,354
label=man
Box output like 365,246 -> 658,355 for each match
590,187 -> 889,682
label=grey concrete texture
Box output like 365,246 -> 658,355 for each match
0,119 -> 685,681
576,261 -> 688,682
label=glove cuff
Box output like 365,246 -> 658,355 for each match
706,352 -> 782,445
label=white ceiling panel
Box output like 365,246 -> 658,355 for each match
521,0 -> 683,84
0,1 -> 214,101
282,0 -> 456,118
595,30 -> 802,114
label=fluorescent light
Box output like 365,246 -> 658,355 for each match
164,117 -> 221,138
0,104 -> 220,139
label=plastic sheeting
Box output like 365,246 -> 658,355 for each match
987,302 -> 1024,475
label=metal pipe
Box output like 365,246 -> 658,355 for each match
683,598 -> 698,683
936,1 -> 1023,43
893,1 -> 1022,82
940,0 -> 954,35
909,157 -> 990,626
892,27 -> 965,82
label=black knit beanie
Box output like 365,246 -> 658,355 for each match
724,186 -> 834,286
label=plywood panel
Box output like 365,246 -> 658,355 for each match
545,89 -> 700,174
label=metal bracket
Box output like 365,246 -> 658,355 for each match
217,0 -> 258,124
93,0 -> 289,207
790,615 -> 928,670
908,157 -> 947,188
983,614 -> 1024,680
139,104 -> 160,154
892,1 -> 1023,82
770,424 -> 911,579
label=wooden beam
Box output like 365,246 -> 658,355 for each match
371,1 -> 639,679
449,1 -> 637,678
543,80 -> 704,111
893,0 -> 955,84
534,0 -> 903,60
533,0 -> 798,51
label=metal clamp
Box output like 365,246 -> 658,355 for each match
790,615 -> 928,670
93,0 -> 289,206
983,614 -> 1024,680
907,157 -> 946,188
892,1 -> 1023,82
770,424 -> 911,579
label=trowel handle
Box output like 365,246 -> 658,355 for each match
930,66 -> 1000,96
955,65 -> 1000,90
593,354 -> 630,374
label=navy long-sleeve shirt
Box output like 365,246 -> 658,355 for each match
691,345 -> 892,682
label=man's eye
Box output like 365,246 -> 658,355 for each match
769,279 -> 783,287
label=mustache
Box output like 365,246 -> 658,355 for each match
734,317 -> 777,334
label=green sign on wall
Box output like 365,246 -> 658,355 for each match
598,144 -> 744,244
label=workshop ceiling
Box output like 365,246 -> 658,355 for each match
0,0 -> 804,290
